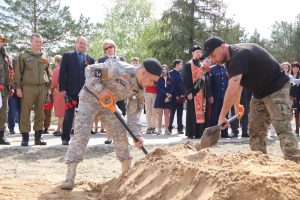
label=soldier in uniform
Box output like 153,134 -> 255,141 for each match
0,33 -> 11,145
201,36 -> 300,161
14,33 -> 51,146
60,58 -> 162,190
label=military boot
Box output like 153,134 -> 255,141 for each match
60,162 -> 78,190
120,160 -> 131,174
280,136 -> 300,163
34,130 -> 47,145
21,132 -> 29,146
0,131 -> 10,145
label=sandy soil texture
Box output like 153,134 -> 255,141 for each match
0,140 -> 299,200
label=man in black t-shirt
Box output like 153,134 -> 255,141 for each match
200,36 -> 300,162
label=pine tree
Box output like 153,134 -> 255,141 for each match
0,0 -> 95,54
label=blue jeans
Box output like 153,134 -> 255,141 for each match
8,95 -> 21,132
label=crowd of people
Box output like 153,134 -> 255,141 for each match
0,33 -> 300,147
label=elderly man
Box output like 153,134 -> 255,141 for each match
201,36 -> 300,162
60,58 -> 162,190
59,36 -> 95,145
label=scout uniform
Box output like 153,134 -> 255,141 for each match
14,50 -> 51,146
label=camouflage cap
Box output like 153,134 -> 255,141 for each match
143,58 -> 163,76
0,33 -> 9,43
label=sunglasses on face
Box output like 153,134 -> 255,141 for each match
104,45 -> 114,51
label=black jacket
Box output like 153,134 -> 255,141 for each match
59,51 -> 95,96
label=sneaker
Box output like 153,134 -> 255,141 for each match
100,128 -> 106,133
165,129 -> 171,135
157,129 -> 162,135
145,128 -> 153,134
152,128 -> 158,134
231,131 -> 239,138
53,130 -> 62,136
10,130 -> 15,135
177,130 -> 184,134
104,140 -> 112,144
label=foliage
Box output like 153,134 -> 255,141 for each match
0,0 -> 96,55
89,0 -> 154,61
269,21 -> 296,62
147,0 -> 246,64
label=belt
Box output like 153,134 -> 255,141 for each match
83,86 -> 98,99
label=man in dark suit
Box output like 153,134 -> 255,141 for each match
59,36 -> 95,145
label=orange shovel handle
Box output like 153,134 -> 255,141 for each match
99,91 -> 116,113
237,104 -> 244,119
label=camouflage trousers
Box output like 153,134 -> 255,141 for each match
249,83 -> 300,161
0,93 -> 8,131
64,91 -> 131,163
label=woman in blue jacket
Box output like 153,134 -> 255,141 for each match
154,65 -> 174,135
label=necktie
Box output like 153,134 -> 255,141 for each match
78,52 -> 83,66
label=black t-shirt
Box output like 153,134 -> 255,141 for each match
226,43 -> 289,98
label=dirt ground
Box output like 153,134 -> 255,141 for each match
1,137 -> 299,200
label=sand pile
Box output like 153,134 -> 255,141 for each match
94,144 -> 300,200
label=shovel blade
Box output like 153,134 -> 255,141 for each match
199,125 -> 221,149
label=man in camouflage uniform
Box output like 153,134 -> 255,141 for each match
14,33 -> 51,146
61,58 -> 162,190
0,33 -> 11,145
201,36 -> 300,162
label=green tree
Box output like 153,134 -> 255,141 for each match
89,0 -> 154,61
0,0 -> 95,54
248,29 -> 270,49
269,21 -> 295,62
292,14 -> 300,61
148,0 -> 246,64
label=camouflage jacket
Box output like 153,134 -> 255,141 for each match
0,55 -> 10,96
83,59 -> 144,135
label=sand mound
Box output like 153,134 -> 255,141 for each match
94,144 -> 300,200
1,144 -> 299,200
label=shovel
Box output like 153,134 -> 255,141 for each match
197,105 -> 244,150
98,90 -> 148,155
197,114 -> 239,150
